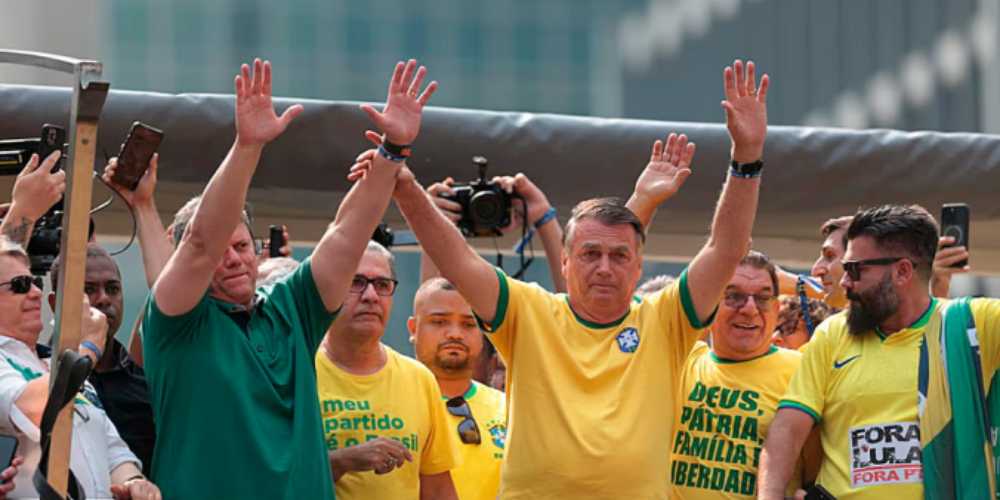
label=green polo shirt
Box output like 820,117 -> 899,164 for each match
143,258 -> 336,499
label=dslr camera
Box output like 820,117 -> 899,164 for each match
443,156 -> 512,238
0,124 -> 91,275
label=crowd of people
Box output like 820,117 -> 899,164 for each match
0,55 -> 991,500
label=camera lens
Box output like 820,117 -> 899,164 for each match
470,191 -> 503,225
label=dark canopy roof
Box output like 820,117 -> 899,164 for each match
3,84 -> 998,271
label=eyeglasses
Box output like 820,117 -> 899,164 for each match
445,396 -> 481,445
723,292 -> 774,310
0,275 -> 43,294
349,275 -> 398,296
841,257 -> 906,281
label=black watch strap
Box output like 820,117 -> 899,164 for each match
729,159 -> 764,178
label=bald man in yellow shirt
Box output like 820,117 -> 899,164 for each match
409,278 -> 506,500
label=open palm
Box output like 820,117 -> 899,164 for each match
235,59 -> 303,147
634,133 -> 695,204
361,59 -> 438,145
721,59 -> 768,162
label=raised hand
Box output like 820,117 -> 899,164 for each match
102,154 -> 158,208
721,59 -> 769,163
633,133 -> 695,206
360,59 -> 438,145
11,151 -> 65,220
234,59 -> 304,147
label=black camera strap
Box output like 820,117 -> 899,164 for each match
496,196 -> 534,280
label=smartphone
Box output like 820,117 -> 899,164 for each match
113,122 -> 163,190
804,484 -> 836,500
0,434 -> 17,474
38,124 -> 66,172
269,225 -> 285,258
941,203 -> 970,268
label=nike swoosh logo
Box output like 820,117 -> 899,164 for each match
834,355 -> 860,369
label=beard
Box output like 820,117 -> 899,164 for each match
846,272 -> 899,335
435,342 -> 470,371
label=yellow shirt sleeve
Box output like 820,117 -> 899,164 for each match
418,369 -> 462,475
779,315 -> 838,421
476,268 -> 556,366
646,269 -> 713,373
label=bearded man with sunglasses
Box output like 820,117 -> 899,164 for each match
759,205 -> 1000,499
316,243 -> 460,499
408,277 -> 506,500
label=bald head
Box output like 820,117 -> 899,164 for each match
413,277 -> 458,313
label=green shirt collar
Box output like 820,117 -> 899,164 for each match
875,297 -> 937,340
710,345 -> 778,364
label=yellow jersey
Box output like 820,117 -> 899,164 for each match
446,381 -> 506,500
478,268 -> 709,499
779,297 -> 1000,498
316,345 -> 461,499
671,342 -> 802,499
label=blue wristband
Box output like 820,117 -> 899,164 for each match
80,340 -> 102,361
533,207 -> 557,229
377,145 -> 407,163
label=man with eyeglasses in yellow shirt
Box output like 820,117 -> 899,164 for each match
317,242 -> 461,500
671,251 -> 813,499
409,277 -> 506,500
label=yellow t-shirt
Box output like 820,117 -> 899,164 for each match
479,268 -> 710,499
779,297 -> 1000,499
671,342 -> 802,499
316,345 -> 461,499
447,381 -> 506,500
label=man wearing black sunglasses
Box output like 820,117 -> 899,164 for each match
408,277 -> 506,500
317,242 -> 460,499
760,205 -> 1000,499
0,237 -> 161,499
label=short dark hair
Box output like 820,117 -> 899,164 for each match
739,250 -> 779,296
50,243 -> 119,293
846,204 -> 938,280
820,216 -> 853,238
563,197 -> 645,247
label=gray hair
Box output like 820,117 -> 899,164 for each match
0,236 -> 28,267
257,257 -> 301,288
170,195 -> 253,248
365,241 -> 397,279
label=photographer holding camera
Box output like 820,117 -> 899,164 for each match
0,150 -> 65,249
422,171 -> 565,292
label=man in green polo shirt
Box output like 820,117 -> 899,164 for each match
141,58 -> 437,499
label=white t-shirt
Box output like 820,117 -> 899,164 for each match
0,337 -> 140,498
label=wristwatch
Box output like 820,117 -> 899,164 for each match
729,159 -> 764,179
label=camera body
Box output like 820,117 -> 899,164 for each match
443,156 -> 512,238
0,125 -> 75,275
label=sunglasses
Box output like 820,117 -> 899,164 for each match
723,292 -> 774,311
445,396 -> 481,445
841,257 -> 906,281
0,275 -> 43,294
